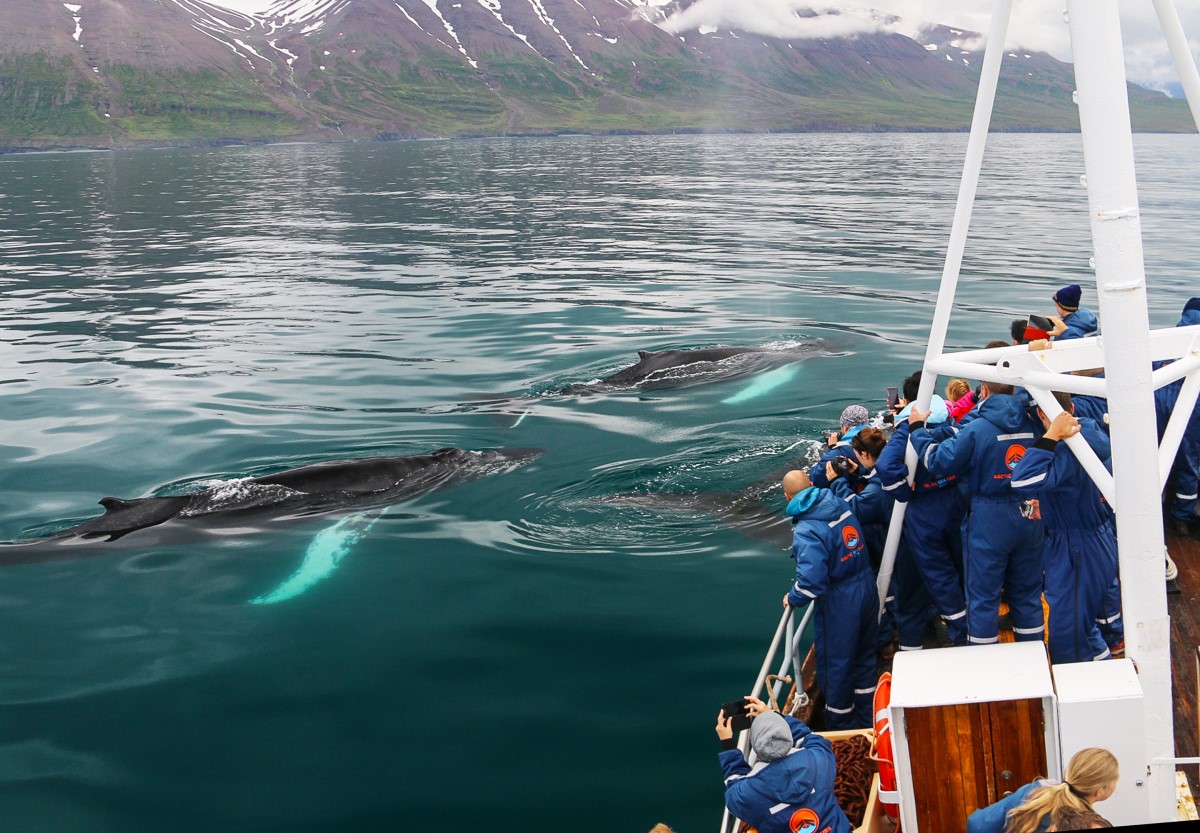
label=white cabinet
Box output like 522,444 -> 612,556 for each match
1052,659 -> 1147,827
889,641 -> 1061,833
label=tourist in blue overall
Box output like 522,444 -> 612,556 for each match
1011,397 -> 1116,663
874,375 -> 967,651
1039,385 -> 1124,649
809,404 -> 871,489
1048,283 -> 1099,342
826,426 -> 909,656
1156,297 -> 1200,535
716,697 -> 851,833
908,381 -> 1046,646
781,468 -> 877,729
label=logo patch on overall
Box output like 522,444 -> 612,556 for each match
789,807 -> 821,833
841,525 -> 862,551
1005,444 -> 1026,470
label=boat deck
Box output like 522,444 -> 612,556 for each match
1167,526 -> 1199,790
787,526 -> 1200,796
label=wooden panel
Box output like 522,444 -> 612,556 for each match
1167,526 -> 1200,791
905,705 -> 975,833
904,706 -> 950,832
970,701 -> 997,809
956,703 -> 988,815
902,699 -> 1048,833
985,698 -> 1047,799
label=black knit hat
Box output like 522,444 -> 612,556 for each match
1053,284 -> 1082,311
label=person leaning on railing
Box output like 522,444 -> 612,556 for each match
715,695 -> 851,833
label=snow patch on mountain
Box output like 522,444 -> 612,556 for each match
266,0 -> 348,31
472,0 -> 548,62
527,0 -> 590,70
419,0 -> 480,69
63,3 -> 83,41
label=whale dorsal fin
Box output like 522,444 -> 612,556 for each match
99,497 -> 137,513
637,350 -> 650,359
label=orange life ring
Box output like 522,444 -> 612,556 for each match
873,671 -> 900,823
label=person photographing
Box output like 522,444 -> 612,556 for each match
716,695 -> 851,833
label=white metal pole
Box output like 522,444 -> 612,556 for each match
1065,0 -> 1174,821
1152,0 -> 1200,132
875,0 -> 1015,613
1023,386 -> 1117,507
1158,369 -> 1200,489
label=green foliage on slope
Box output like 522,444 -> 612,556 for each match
0,36 -> 1192,149
107,66 -> 301,140
0,55 -> 109,141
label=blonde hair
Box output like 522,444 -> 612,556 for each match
945,379 -> 971,401
1005,748 -> 1118,833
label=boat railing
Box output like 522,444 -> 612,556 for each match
718,603 -> 815,833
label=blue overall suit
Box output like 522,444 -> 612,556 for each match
1052,307 -> 1098,342
719,716 -> 852,833
1011,417 -> 1117,663
1050,393 -> 1122,647
785,487 -> 877,729
809,424 -> 865,489
830,470 -> 910,651
1155,306 -> 1200,526
875,419 -> 967,649
909,393 -> 1046,645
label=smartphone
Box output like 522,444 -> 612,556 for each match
886,386 -> 899,409
1028,314 -> 1055,331
721,698 -> 754,732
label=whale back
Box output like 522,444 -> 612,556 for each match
252,448 -> 466,495
65,495 -> 194,541
599,347 -> 759,386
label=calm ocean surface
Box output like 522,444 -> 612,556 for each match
0,133 -> 1196,832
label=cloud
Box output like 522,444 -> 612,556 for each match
661,0 -> 1200,90
662,2 -> 904,40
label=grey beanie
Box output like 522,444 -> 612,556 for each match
840,404 -> 870,429
749,711 -> 793,763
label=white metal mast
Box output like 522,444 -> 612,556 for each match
874,0 -> 1200,822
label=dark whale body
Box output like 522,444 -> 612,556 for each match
559,344 -> 823,396
8,447 -> 542,552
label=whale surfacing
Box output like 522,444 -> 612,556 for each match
10,447 -> 543,549
560,344 -> 823,395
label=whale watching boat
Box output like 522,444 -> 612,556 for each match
721,1 -> 1200,831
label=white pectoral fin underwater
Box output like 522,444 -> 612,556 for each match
720,363 -> 801,405
249,512 -> 381,605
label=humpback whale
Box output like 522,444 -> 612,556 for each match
465,343 -> 827,427
5,447 -> 543,553
560,345 -> 822,395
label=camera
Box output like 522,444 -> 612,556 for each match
831,456 -> 856,475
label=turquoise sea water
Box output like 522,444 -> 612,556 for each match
0,133 -> 1196,832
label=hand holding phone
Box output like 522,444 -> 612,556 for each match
721,698 -> 754,733
886,386 -> 899,409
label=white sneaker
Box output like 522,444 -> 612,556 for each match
1166,554 -> 1179,582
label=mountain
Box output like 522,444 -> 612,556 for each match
0,0 -> 1191,150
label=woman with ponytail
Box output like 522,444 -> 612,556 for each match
966,747 -> 1118,833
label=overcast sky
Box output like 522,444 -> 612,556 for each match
210,0 -> 1200,91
